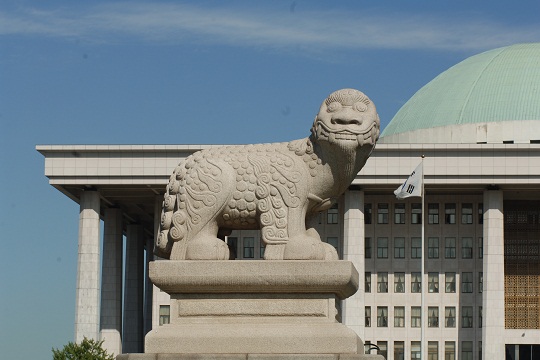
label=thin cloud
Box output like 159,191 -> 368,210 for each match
1,3 -> 539,52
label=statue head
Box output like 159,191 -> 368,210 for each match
311,88 -> 380,150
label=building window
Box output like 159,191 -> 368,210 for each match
377,272 -> 388,293
462,306 -> 473,328
411,272 -> 421,293
364,203 -> 372,224
428,237 -> 439,258
411,306 -> 421,327
394,203 -> 405,224
394,237 -> 405,259
365,272 -> 371,293
478,203 -> 483,224
327,204 -> 338,224
428,272 -> 439,293
394,341 -> 405,360
364,341 -> 372,355
377,237 -> 388,258
479,272 -> 483,293
411,203 -> 422,224
394,306 -> 405,327
377,203 -> 389,224
461,341 -> 473,360
461,237 -> 473,259
479,306 -> 482,328
365,306 -> 371,327
365,237 -> 372,259
479,341 -> 482,360
377,306 -> 388,327
445,341 -> 455,360
478,237 -> 483,259
394,272 -> 405,293
159,305 -> 170,326
428,306 -> 439,327
428,203 -> 439,224
325,237 -> 338,252
462,272 -> 473,293
428,341 -> 439,360
377,341 -> 388,359
445,203 -> 456,224
243,237 -> 255,258
445,237 -> 456,259
260,243 -> 265,258
411,237 -> 422,258
411,341 -> 421,359
445,306 -> 456,327
445,272 -> 456,293
461,203 -> 473,224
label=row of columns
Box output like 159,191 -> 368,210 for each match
75,190 -> 157,356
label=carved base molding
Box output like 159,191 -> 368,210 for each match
118,260 -> 382,359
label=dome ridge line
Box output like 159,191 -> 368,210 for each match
457,47 -> 507,125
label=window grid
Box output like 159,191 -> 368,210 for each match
428,203 -> 439,224
365,306 -> 371,327
394,237 -> 405,259
462,306 -> 473,328
445,306 -> 456,328
365,272 -> 371,293
411,272 -> 421,293
445,203 -> 456,224
428,341 -> 439,360
377,237 -> 388,259
428,306 -> 439,327
445,237 -> 456,259
428,273 -> 439,293
411,203 -> 422,224
394,341 -> 405,360
243,237 -> 255,258
445,341 -> 455,360
445,272 -> 456,293
394,272 -> 405,293
461,237 -> 473,259
411,306 -> 421,327
394,203 -> 405,224
365,237 -> 372,259
411,237 -> 422,259
411,341 -> 421,359
377,306 -> 388,327
364,203 -> 372,224
461,341 -> 473,360
377,272 -> 388,293
428,237 -> 439,259
394,306 -> 405,327
327,204 -> 338,224
461,203 -> 473,224
462,272 -> 473,293
377,203 -> 389,224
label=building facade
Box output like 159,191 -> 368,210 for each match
38,43 -> 540,359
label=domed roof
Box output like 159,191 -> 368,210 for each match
381,43 -> 540,143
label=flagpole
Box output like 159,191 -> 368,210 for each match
421,155 -> 426,360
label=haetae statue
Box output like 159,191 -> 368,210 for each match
156,88 -> 379,260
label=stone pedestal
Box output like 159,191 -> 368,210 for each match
118,260 -> 383,360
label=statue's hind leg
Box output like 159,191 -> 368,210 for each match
172,220 -> 229,260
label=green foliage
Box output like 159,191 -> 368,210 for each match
52,337 -> 115,360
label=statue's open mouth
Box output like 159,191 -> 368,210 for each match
314,120 -> 378,146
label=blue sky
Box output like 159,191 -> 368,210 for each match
1,1 -> 539,358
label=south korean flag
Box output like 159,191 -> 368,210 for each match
394,162 -> 423,199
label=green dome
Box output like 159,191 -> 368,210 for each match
381,43 -> 540,140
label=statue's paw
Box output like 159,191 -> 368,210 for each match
186,236 -> 230,260
283,232 -> 326,260
321,242 -> 339,260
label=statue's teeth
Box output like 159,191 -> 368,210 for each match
317,124 -> 323,138
329,132 -> 336,143
357,134 -> 364,146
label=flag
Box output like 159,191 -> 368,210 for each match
394,162 -> 423,199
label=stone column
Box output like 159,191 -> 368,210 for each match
342,188 -> 365,339
482,189 -> 505,360
100,208 -> 123,356
143,236 -> 154,336
123,224 -> 145,353
75,190 -> 101,342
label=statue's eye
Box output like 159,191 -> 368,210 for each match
327,102 -> 342,112
353,102 -> 368,112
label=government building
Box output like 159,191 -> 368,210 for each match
38,43 -> 540,360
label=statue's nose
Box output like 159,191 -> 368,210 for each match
331,107 -> 364,125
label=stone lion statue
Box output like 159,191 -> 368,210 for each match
156,88 -> 380,260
